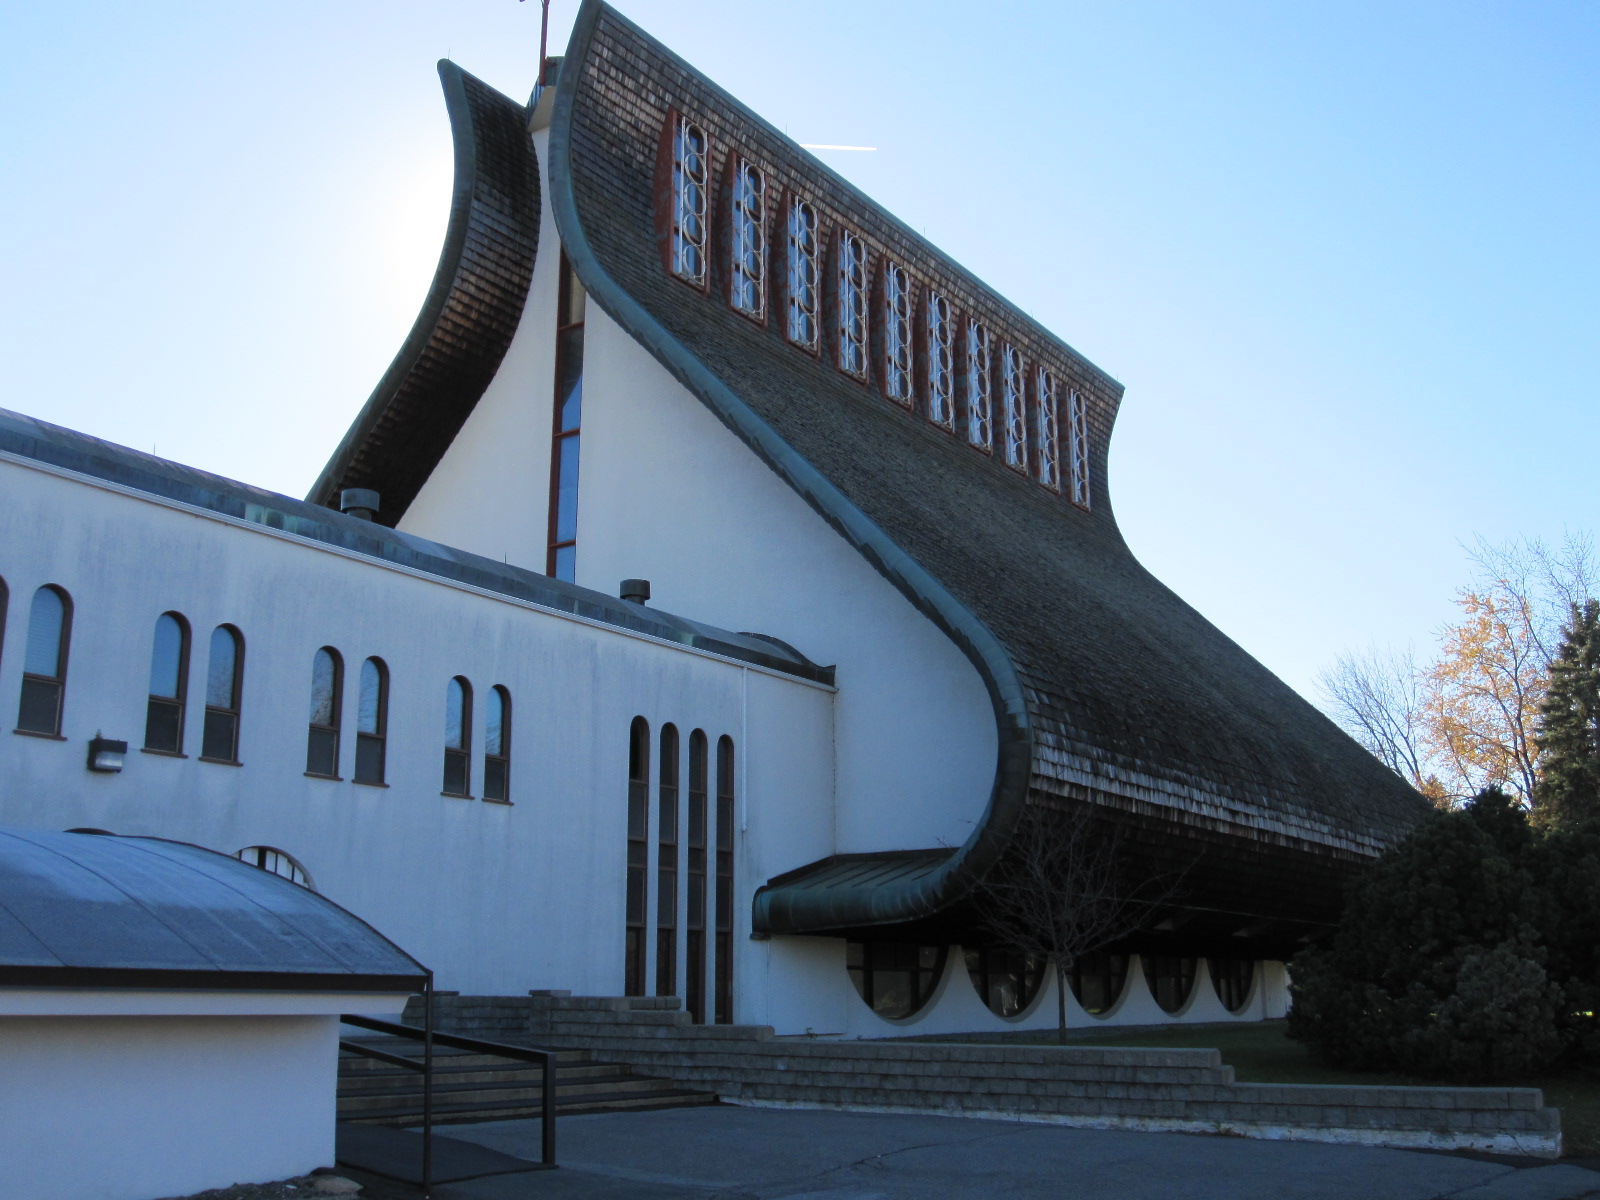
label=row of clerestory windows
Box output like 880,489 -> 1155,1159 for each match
660,111 -> 1092,509
0,577 -> 512,802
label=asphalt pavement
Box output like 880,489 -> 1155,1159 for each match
335,1105 -> 1600,1200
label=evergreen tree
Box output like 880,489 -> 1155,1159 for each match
1534,600 -> 1600,826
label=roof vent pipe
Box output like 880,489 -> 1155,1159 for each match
340,488 -> 381,522
620,579 -> 651,605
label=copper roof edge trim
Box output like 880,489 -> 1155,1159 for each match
549,0 -> 1035,937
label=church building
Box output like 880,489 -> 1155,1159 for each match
0,1 -> 1428,1038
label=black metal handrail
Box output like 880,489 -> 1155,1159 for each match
340,1006 -> 557,1196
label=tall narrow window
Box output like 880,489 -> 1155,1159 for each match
547,253 -> 586,581
625,717 -> 650,997
355,657 -> 388,785
18,585 -> 70,736
305,647 -> 342,777
881,261 -> 913,406
965,321 -> 993,450
669,116 -> 709,286
656,724 -> 680,997
144,612 -> 190,754
1068,388 -> 1091,508
1000,343 -> 1028,472
835,229 -> 869,379
728,158 -> 766,320
714,735 -> 736,1024
0,578 -> 7,675
1035,368 -> 1061,491
785,197 -> 820,350
686,730 -> 709,1024
925,292 -> 955,430
484,685 -> 511,802
200,625 -> 242,763
443,676 -> 472,797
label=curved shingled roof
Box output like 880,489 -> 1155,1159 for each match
544,2 -> 1429,952
309,60 -> 541,524
0,829 -> 426,991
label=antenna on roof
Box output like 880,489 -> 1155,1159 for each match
519,0 -> 552,77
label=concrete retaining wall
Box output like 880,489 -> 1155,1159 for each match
407,994 -> 1561,1158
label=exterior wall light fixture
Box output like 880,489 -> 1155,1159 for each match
87,735 -> 128,774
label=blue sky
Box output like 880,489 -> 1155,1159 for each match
2,1 -> 1595,702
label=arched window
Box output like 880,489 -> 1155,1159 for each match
0,577 -> 9,673
1034,367 -> 1061,492
686,730 -> 709,1024
965,945 -> 1046,1018
18,585 -> 72,736
924,292 -> 955,431
443,676 -> 472,796
483,685 -> 511,802
784,196 -> 820,350
669,114 -> 709,286
625,716 -> 650,996
355,657 -> 388,785
1068,952 -> 1129,1016
200,625 -> 243,763
1141,955 -> 1197,1014
656,724 -> 679,998
235,846 -> 313,890
1068,388 -> 1091,508
1000,343 -> 1028,472
728,157 -> 767,321
143,612 -> 190,754
306,647 -> 343,778
714,735 -> 736,1024
834,229 -> 869,380
964,320 -> 993,451
846,941 -> 946,1020
881,261 -> 914,406
1209,958 -> 1256,1013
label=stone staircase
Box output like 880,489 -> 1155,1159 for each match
337,1032 -> 717,1126
400,993 -> 1563,1158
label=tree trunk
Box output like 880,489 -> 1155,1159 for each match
1056,964 -> 1069,1045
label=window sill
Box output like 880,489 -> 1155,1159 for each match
352,779 -> 389,789
304,771 -> 342,781
441,791 -> 475,801
13,729 -> 67,741
481,796 -> 514,806
142,748 -> 187,759
198,756 -> 242,767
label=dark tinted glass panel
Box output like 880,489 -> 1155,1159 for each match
443,749 -> 469,796
149,615 -> 185,699
1142,955 -> 1197,1014
145,698 -> 181,754
306,726 -> 338,777
18,677 -> 61,735
1210,958 -> 1255,1013
484,756 -> 508,801
310,650 -> 338,726
1068,952 -> 1129,1015
845,941 -> 946,1020
556,328 -> 584,431
206,627 -> 238,708
560,258 -> 587,327
24,587 -> 65,677
202,710 -> 237,762
554,437 -> 580,543
965,946 -> 1046,1018
355,733 -> 385,784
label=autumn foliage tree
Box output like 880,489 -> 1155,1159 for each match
1319,534 -> 1596,809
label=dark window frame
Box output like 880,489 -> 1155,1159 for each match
354,656 -> 389,786
964,945 -> 1046,1019
625,716 -> 651,997
846,940 -> 947,1021
483,684 -> 512,803
16,584 -> 72,738
830,224 -> 872,384
656,724 -> 680,999
724,153 -> 768,326
713,735 -> 736,1024
305,646 -> 343,779
199,624 -> 244,765
685,729 -> 709,1024
442,675 -> 473,798
546,251 -> 586,581
779,191 -> 823,356
143,611 -> 191,756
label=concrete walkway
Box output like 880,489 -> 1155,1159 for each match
343,1106 -> 1600,1200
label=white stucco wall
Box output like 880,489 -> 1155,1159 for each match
0,452 -> 833,1022
0,1012 -> 336,1200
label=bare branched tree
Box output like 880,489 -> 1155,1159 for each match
1317,644 -> 1432,796
971,803 -> 1186,1044
1319,533 -> 1597,809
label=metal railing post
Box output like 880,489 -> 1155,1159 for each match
422,977 -> 434,1198
542,1051 -> 556,1164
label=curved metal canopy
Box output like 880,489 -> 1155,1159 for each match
0,828 -> 428,992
